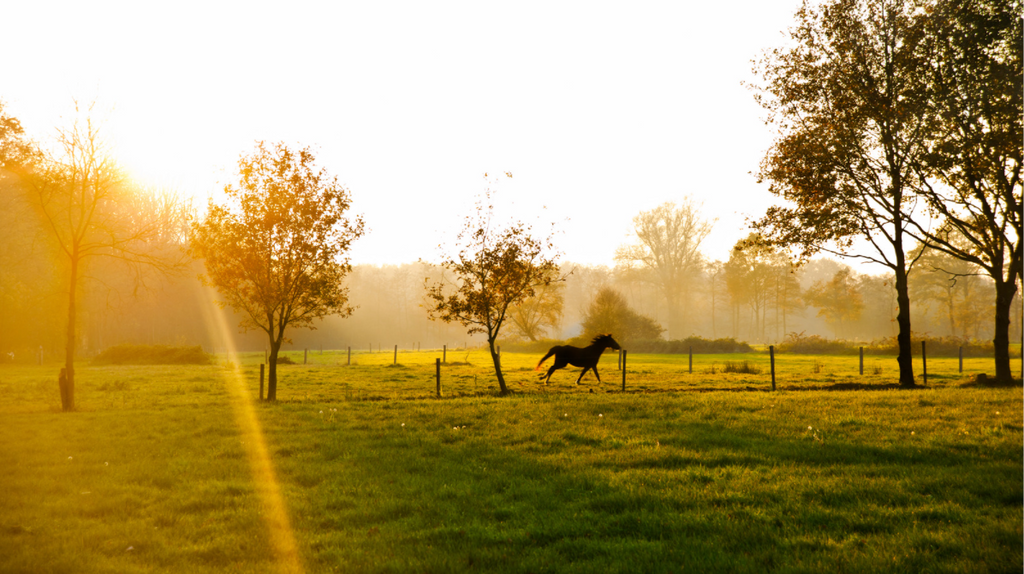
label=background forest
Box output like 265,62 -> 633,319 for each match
2,228 -> 1017,361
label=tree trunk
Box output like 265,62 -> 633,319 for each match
992,278 -> 1018,383
893,262 -> 916,387
664,290 -> 679,340
488,338 -> 508,395
267,340 -> 281,401
63,254 -> 79,411
710,287 -> 717,339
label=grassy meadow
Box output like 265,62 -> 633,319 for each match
0,348 -> 1021,573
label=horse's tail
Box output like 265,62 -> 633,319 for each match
535,348 -> 556,371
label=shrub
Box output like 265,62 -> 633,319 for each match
501,335 -> 753,355
866,336 -> 1014,357
92,345 -> 213,365
498,338 -> 566,354
776,331 -> 1018,358
627,337 -> 754,354
777,332 -> 857,355
723,361 -> 761,374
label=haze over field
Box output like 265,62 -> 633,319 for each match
0,2 -> 1021,571
2,0 -> 804,266
1,0 -> 1019,376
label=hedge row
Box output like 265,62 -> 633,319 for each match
499,336 -> 753,354
500,333 -> 1015,358
778,333 -> 1017,357
92,344 -> 214,365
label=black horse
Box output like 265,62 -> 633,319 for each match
536,334 -> 621,385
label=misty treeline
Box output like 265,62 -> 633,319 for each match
1,109 -> 1020,364
1,240 -> 1016,362
2,0 -> 1021,375
0,108 -> 1019,366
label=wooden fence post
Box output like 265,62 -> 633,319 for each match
689,346 -> 693,374
394,345 -> 398,366
621,350 -> 627,391
769,345 -> 776,391
304,349 -> 308,364
958,346 -> 963,373
922,341 -> 927,385
259,364 -> 265,401
436,358 -> 441,398
617,349 -> 621,371
443,345 -> 447,364
347,346 -> 351,366
859,346 -> 864,375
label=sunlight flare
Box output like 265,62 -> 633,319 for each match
196,289 -> 303,574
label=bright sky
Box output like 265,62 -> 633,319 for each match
3,0 -> 805,267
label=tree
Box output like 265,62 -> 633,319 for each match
615,199 -> 714,338
804,268 -> 865,338
0,102 -> 38,170
580,287 -> 664,343
906,0 -> 1022,382
752,0 -> 933,386
910,246 -> 993,339
425,185 -> 561,395
0,102 -> 48,359
506,280 -> 564,341
25,106 -> 187,411
189,142 -> 364,401
723,239 -> 774,342
704,261 -> 726,339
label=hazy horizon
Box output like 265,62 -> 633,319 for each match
2,0 -> 807,267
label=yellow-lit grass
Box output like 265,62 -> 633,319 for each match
0,350 -> 1020,573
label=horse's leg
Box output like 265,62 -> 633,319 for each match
543,365 -> 558,384
592,365 -> 601,384
574,367 -> 590,385
544,359 -> 567,384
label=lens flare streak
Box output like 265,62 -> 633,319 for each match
197,289 -> 303,574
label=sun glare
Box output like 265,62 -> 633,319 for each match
195,289 -> 304,574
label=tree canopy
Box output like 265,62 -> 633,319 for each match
906,0 -> 1022,382
752,0 -> 935,386
189,141 -> 364,400
580,287 -> 664,343
615,199 -> 714,339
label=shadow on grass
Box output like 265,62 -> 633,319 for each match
268,405 -> 1023,573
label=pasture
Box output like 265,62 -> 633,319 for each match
0,348 -> 1021,573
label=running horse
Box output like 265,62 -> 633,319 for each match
535,334 -> 622,385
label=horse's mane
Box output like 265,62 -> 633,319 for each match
591,334 -> 613,344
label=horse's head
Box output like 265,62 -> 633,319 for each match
592,334 -> 621,351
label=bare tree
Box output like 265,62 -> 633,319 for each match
615,199 -> 714,339
506,280 -> 564,341
25,104 -> 188,410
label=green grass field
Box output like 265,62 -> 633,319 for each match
1,349 -> 1021,573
